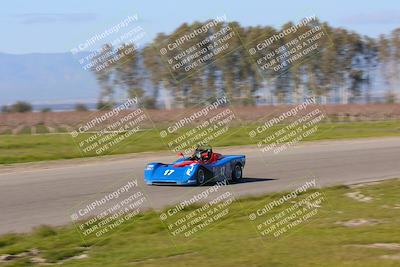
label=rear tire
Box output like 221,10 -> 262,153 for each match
196,168 -> 206,185
232,164 -> 243,182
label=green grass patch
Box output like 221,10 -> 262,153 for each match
0,120 -> 399,164
0,179 -> 399,266
56,126 -> 69,133
35,124 -> 49,134
17,126 -> 31,135
33,225 -> 57,238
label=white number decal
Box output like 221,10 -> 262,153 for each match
186,164 -> 195,176
163,169 -> 175,176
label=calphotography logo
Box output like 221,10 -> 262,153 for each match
248,97 -> 330,156
70,178 -> 148,243
247,178 -> 327,241
247,15 -> 332,78
156,14 -> 243,81
70,97 -> 153,156
157,180 -> 238,243
158,94 -> 240,155
70,14 -> 146,73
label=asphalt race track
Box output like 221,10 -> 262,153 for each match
1,137 -> 400,234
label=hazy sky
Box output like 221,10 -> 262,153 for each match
1,0 -> 400,54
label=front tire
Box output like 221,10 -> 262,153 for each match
232,164 -> 243,182
196,167 -> 206,185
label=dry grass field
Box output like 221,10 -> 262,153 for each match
0,104 -> 399,135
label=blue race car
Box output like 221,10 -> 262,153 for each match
144,146 -> 245,185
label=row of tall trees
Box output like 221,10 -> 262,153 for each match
91,19 -> 400,108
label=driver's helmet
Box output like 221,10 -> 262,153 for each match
194,146 -> 212,161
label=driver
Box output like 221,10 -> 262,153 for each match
190,146 -> 212,161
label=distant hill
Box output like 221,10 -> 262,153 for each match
0,52 -> 99,106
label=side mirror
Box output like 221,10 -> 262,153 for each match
177,152 -> 184,158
